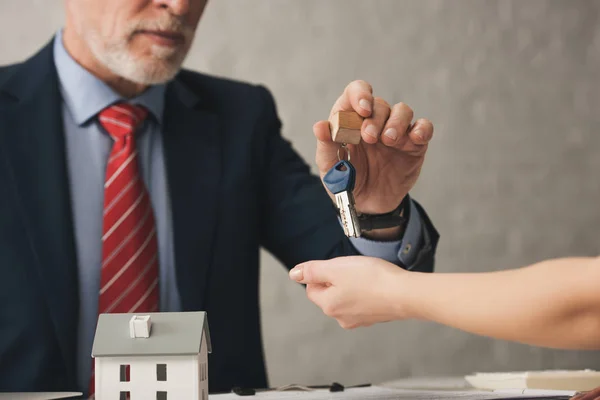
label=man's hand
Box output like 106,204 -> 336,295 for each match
288,256 -> 410,329
315,80 -> 434,218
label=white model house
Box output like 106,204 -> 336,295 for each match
91,311 -> 212,400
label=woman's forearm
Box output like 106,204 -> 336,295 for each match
398,257 -> 600,349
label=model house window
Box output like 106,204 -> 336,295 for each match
119,365 -> 130,382
119,391 -> 130,400
157,391 -> 167,400
156,363 -> 167,381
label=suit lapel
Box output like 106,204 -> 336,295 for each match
0,41 -> 79,386
162,78 -> 221,311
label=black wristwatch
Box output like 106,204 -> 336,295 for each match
356,195 -> 410,232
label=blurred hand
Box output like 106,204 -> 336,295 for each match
314,80 -> 434,216
288,256 -> 409,329
572,387 -> 600,400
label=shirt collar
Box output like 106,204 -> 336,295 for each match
52,29 -> 166,126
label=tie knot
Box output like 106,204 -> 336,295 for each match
98,103 -> 149,140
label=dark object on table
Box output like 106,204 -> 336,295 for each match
231,382 -> 371,396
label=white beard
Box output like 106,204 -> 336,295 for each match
84,26 -> 190,85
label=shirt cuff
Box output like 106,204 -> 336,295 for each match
346,197 -> 424,268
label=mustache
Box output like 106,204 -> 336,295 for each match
130,16 -> 195,37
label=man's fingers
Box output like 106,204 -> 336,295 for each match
313,120 -> 333,143
380,102 -> 414,147
314,120 -> 339,176
409,118 -> 434,146
385,117 -> 434,154
326,81 -> 433,151
361,97 -> 391,144
329,80 -> 374,119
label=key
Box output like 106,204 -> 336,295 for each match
323,160 -> 361,237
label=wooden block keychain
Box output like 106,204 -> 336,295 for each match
330,110 -> 363,145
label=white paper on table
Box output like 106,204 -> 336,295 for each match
0,393 -> 82,400
210,385 -> 573,400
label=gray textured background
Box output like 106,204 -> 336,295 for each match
2,0 -> 599,387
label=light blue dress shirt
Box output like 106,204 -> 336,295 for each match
52,29 -> 423,394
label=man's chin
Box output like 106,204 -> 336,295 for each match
107,58 -> 183,85
134,50 -> 188,83
128,66 -> 181,85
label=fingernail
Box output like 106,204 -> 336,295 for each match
289,266 -> 303,281
359,99 -> 372,112
384,128 -> 397,140
413,129 -> 424,140
365,124 -> 378,138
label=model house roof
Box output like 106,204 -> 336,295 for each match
91,311 -> 212,357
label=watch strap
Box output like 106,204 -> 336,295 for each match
357,196 -> 410,232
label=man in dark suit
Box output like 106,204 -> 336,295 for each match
0,0 -> 438,397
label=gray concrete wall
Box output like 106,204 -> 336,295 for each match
2,0 -> 599,387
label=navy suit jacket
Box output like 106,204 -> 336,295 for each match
0,40 -> 439,394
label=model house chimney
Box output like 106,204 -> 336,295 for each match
129,315 -> 152,338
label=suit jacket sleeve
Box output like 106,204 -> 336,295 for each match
254,85 -> 438,273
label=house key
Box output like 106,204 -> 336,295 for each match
323,160 -> 361,238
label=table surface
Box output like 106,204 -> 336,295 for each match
380,376 -> 475,391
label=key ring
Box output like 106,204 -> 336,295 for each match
337,143 -> 350,163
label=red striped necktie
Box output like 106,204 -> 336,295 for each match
88,103 -> 160,398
